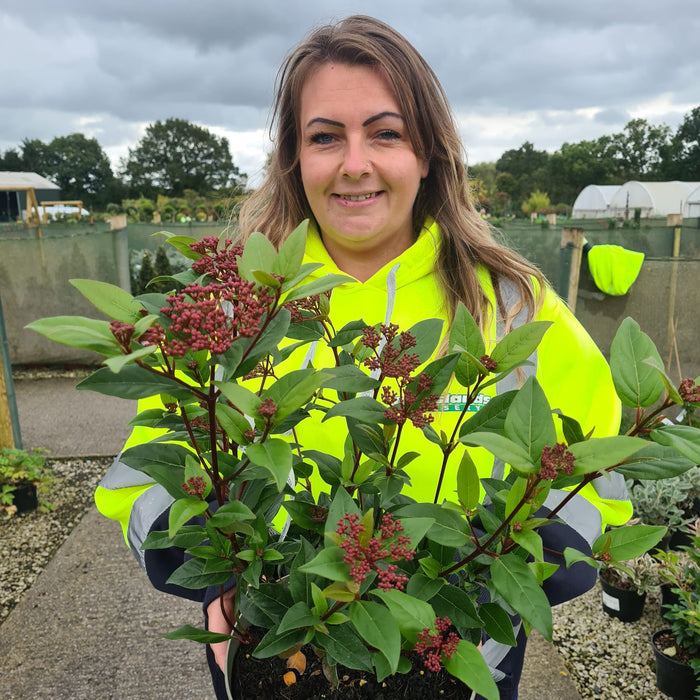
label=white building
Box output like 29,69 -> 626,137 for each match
571,185 -> 621,218
608,181 -> 700,218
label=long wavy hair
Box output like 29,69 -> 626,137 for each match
238,15 -> 544,330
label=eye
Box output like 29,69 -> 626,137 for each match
376,129 -> 401,141
309,132 -> 336,146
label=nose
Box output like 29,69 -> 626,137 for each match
341,138 -> 371,179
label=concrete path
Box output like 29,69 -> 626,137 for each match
0,376 -> 582,699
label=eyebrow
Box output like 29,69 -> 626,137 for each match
305,111 -> 404,129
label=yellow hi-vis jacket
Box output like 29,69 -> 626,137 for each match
96,219 -> 630,576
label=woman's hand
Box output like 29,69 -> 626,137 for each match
207,587 -> 237,672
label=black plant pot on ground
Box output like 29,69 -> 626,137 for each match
651,629 -> 698,700
11,483 -> 38,514
599,575 -> 646,623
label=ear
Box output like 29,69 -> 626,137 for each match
420,159 -> 429,179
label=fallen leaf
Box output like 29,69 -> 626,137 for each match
283,671 -> 296,687
286,651 -> 307,675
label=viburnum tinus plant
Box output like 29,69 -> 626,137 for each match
28,221 -> 700,699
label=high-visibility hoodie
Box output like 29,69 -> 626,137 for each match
96,219 -> 630,596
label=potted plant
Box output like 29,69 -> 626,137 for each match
627,466 -> 700,550
27,224 -> 700,698
0,447 -> 51,515
598,548 -> 661,622
651,532 -> 699,700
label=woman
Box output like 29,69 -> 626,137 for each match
97,15 -> 630,699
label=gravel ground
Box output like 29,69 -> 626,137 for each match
0,456 -> 112,625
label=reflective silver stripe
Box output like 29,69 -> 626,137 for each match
481,621 -> 522,681
592,471 -> 629,501
99,454 -> 155,489
542,489 -> 602,547
127,484 -> 174,570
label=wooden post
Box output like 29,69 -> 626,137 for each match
665,215 -> 682,375
0,296 -> 20,449
559,227 -> 585,313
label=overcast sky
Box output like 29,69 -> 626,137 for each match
1,0 -> 698,186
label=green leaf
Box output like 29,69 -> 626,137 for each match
459,391 -> 517,437
253,627 -> 306,659
163,235 -> 201,260
26,316 -> 120,356
215,403 -> 253,445
216,382 -> 262,419
277,601 -> 318,635
238,231 -> 277,279
511,528 -> 543,561
240,584 -> 293,627
327,319 -> 370,348
320,365 -> 379,393
314,624 -> 374,672
650,425 -> 700,464
395,504 -> 469,547
120,442 -> 191,499
504,377 -> 556,462
430,585 -> 482,628
272,219 -> 308,281
371,589 -> 435,643
323,396 -> 388,424
556,413 -> 586,445
263,369 -> 327,422
568,435 -> 647,474
168,498 -> 209,538
592,524 -> 667,561
141,525 -> 206,551
103,345 -> 158,373
298,546 -> 350,582
163,625 -> 233,644
283,274 -> 353,302
449,302 -> 485,359
491,553 -> 552,640
405,573 -> 445,601
457,450 -> 480,510
615,442 -> 695,480
166,557 -> 232,589
207,501 -> 256,532
405,318 -> 444,363
479,602 -> 517,646
642,356 -> 684,404
348,601 -> 401,673
444,639 -> 499,700
460,432 -> 537,475
245,439 -> 293,491
610,317 -> 664,407
490,321 -> 552,373
77,365 -> 192,400
70,279 -> 142,322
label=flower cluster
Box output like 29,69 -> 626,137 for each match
110,320 -> 135,352
539,442 -> 576,480
336,512 -> 414,591
190,237 -> 244,283
415,617 -> 460,672
182,475 -> 208,498
284,293 -> 329,323
362,325 -> 438,429
480,354 -> 498,372
679,378 -> 700,403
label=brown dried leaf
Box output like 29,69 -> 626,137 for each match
283,671 -> 297,687
286,650 -> 307,675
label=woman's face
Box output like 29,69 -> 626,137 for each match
298,62 -> 428,280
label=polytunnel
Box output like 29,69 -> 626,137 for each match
571,185 -> 621,218
608,181 -> 700,218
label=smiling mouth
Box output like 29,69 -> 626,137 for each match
335,192 -> 381,201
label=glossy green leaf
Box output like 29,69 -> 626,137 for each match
615,442 -> 695,479
263,369 -> 327,423
238,231 -> 276,280
298,546 -> 350,582
568,435 -> 647,474
277,601 -> 318,634
323,396 -> 388,424
504,377 -> 556,462
163,235 -> 201,260
70,279 -> 142,322
77,365 -> 192,400
650,425 -> 700,464
103,345 -> 158,373
449,302 -> 485,358
460,432 -> 537,475
272,219 -> 307,281
444,639 -> 499,700
283,274 -> 353,302
479,602 -> 517,646
491,553 -> 552,640
216,381 -> 262,419
405,573 -> 445,601
610,317 -> 664,407
430,584 -> 482,628
459,391 -> 516,437
371,589 -> 434,642
166,557 -> 231,589
457,450 -> 480,510
314,624 -> 374,672
252,627 -> 306,659
163,625 -> 232,644
168,497 -> 209,538
120,442 -> 191,499
215,403 -> 252,444
405,318 -> 444,363
490,321 -> 552,373
26,316 -> 120,356
592,524 -> 667,561
348,601 -> 401,673
246,439 -> 292,491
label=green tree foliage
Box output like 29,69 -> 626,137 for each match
671,106 -> 700,180
521,190 -> 551,215
0,148 -> 24,170
609,118 -> 671,180
122,118 -> 245,198
135,251 -> 155,296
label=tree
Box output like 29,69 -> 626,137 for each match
122,118 -> 245,198
521,190 -> 551,216
609,119 -> 671,180
495,142 -> 550,204
669,107 -> 700,180
0,148 -> 24,170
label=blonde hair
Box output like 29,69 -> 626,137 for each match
238,15 -> 544,330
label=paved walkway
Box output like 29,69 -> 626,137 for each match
0,376 -> 582,699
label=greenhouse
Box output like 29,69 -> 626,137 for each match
683,183 -> 700,217
607,180 -> 700,218
571,184 -> 621,218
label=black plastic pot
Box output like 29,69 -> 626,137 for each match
599,576 -> 646,622
12,483 -> 38,513
651,629 -> 698,700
